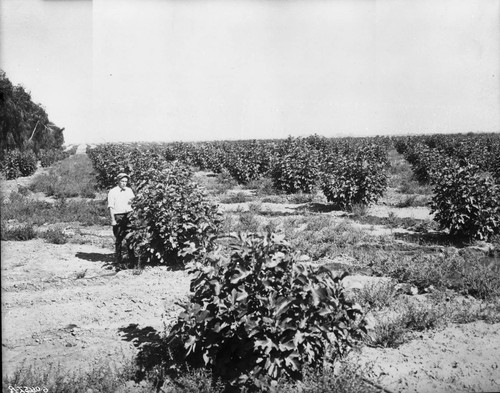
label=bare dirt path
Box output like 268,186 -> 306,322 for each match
358,322 -> 500,393
1,239 -> 190,377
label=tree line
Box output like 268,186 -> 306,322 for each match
0,70 -> 64,154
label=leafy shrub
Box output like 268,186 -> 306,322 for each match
270,141 -> 321,194
1,149 -> 37,179
430,163 -> 500,241
492,154 -> 500,183
225,148 -> 263,185
166,232 -> 367,392
321,156 -> 387,211
128,162 -> 223,266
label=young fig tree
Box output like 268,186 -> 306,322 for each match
128,161 -> 223,266
167,232 -> 367,391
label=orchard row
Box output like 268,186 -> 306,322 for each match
88,135 -> 391,211
393,133 -> 500,241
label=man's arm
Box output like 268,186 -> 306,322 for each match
109,207 -> 117,226
108,189 -> 117,226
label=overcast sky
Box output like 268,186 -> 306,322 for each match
1,0 -> 499,144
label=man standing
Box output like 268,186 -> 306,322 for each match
108,173 -> 135,264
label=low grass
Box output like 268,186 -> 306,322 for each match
366,250 -> 500,300
275,362 -> 379,393
4,356 -> 380,393
352,280 -> 398,311
397,180 -> 433,195
2,192 -> 108,227
29,153 -> 98,198
3,359 -> 139,393
352,212 -> 435,231
394,194 -> 430,208
283,215 -> 382,260
219,191 -> 252,204
156,360 -> 378,393
386,149 -> 433,195
1,223 -> 37,241
221,203 -> 263,233
368,296 -> 447,348
449,298 -> 500,324
244,176 -> 276,196
197,170 -> 239,196
40,228 -> 68,244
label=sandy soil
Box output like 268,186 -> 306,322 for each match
358,323 -> 500,393
1,239 -> 190,377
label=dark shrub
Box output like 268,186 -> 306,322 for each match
166,232 -> 367,391
430,163 -> 500,241
128,162 -> 223,266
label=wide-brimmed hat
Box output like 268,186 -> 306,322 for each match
116,173 -> 129,182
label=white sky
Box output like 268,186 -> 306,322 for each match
1,0 -> 499,144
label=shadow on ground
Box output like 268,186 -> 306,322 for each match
119,323 -> 163,348
118,323 -> 170,385
394,231 -> 471,248
297,202 -> 345,214
75,251 -> 115,263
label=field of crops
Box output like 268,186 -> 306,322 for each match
2,133 -> 500,393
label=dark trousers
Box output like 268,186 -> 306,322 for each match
113,212 -> 135,263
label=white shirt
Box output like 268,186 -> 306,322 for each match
107,186 -> 135,214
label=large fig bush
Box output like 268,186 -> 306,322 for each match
167,232 -> 367,392
1,149 -> 37,179
430,163 -> 500,241
270,141 -> 321,194
128,162 -> 223,266
321,156 -> 387,211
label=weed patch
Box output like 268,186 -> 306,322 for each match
352,280 -> 397,311
209,170 -> 238,195
398,180 -> 433,195
368,297 -> 445,348
3,359 -> 140,393
352,213 -> 435,232
367,251 -> 500,300
2,194 -> 108,226
1,223 -> 37,241
245,176 -> 276,196
284,216 -> 378,260
394,194 -> 429,208
40,228 -> 68,244
219,191 -> 251,204
286,192 -> 316,204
